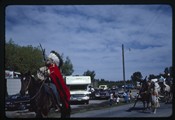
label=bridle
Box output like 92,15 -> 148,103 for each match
22,75 -> 31,93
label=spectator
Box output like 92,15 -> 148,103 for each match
109,93 -> 114,106
123,91 -> 128,103
116,95 -> 120,104
129,90 -> 133,102
113,92 -> 117,102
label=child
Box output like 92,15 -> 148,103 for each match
116,95 -> 120,104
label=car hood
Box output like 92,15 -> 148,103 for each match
70,90 -> 90,94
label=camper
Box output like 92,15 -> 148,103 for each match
65,76 -> 91,104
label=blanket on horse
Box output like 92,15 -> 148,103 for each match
48,64 -> 70,109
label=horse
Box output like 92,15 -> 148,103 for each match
162,80 -> 172,103
20,71 -> 61,118
130,77 -> 152,111
158,77 -> 172,103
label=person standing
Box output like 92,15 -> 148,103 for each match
129,90 -> 133,102
116,95 -> 120,104
109,92 -> 114,106
123,91 -> 128,103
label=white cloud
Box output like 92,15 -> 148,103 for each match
5,5 -> 172,81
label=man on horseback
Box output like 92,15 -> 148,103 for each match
37,66 -> 61,112
37,50 -> 71,118
131,76 -> 152,111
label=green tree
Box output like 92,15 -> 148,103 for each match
164,67 -> 169,75
5,40 -> 44,74
148,74 -> 157,80
83,70 -> 96,86
61,56 -> 74,76
83,70 -> 95,80
5,39 -> 74,76
163,66 -> 173,78
131,71 -> 143,85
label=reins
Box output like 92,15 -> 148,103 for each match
21,75 -> 46,102
30,77 -> 46,100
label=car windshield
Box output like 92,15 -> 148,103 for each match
69,85 -> 87,91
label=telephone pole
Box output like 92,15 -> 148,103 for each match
122,44 -> 126,91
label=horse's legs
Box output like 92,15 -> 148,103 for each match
164,91 -> 169,104
142,101 -> 146,110
35,111 -> 43,118
132,99 -> 138,108
146,101 -> 150,110
167,92 -> 171,103
60,103 -> 71,118
152,103 -> 157,114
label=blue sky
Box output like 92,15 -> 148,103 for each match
5,5 -> 172,81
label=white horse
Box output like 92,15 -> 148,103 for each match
163,80 -> 171,103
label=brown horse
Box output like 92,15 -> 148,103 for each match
20,71 -> 61,118
130,77 -> 151,111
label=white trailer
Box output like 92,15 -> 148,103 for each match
65,76 -> 91,104
5,70 -> 21,95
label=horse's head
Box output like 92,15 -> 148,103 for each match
140,80 -> 149,92
20,71 -> 32,96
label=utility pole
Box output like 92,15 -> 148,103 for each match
122,44 -> 126,91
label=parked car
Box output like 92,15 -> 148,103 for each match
95,89 -> 110,99
117,91 -> 124,98
5,93 -> 30,111
94,89 -> 101,99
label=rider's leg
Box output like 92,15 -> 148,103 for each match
44,83 -> 61,110
49,83 -> 61,109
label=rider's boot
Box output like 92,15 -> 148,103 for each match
55,104 -> 60,112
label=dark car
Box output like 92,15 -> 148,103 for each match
117,91 -> 124,98
93,89 -> 99,99
5,94 -> 30,111
122,84 -> 135,89
94,89 -> 110,99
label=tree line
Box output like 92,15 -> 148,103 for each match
5,39 -> 74,76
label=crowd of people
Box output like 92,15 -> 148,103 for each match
108,73 -> 173,111
109,89 -> 135,106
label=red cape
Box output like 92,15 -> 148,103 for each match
48,64 -> 70,109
